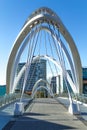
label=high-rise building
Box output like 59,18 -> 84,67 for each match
62,68 -> 87,94
26,59 -> 46,92
63,70 -> 73,93
50,76 -> 56,94
15,59 -> 46,93
50,75 -> 61,94
16,62 -> 25,90
82,67 -> 87,94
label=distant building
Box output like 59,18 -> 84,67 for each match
63,70 -> 73,93
82,67 -> 87,94
0,85 -> 6,96
50,75 -> 62,94
16,63 -> 25,90
26,59 -> 46,92
63,68 -> 87,94
50,76 -> 56,94
15,59 -> 46,94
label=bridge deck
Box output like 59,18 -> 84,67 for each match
3,98 -> 87,130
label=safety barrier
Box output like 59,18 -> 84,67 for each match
0,93 -> 30,107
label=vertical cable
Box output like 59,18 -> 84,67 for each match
20,26 -> 40,101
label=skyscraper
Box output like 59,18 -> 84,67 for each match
15,59 -> 46,94
26,59 -> 46,92
16,62 -> 25,90
50,75 -> 61,94
82,67 -> 87,94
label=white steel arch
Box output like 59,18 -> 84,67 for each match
6,7 -> 82,94
12,55 -> 77,94
10,26 -> 76,94
12,55 -> 62,93
31,79 -> 54,98
31,86 -> 53,99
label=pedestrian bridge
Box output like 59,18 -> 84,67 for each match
6,7 -> 82,95
1,97 -> 87,129
1,6 -> 87,129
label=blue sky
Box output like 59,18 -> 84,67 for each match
0,0 -> 87,85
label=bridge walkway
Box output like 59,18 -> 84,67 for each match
3,98 -> 87,130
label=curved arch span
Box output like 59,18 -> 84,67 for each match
12,55 -> 62,93
6,7 -> 82,94
31,79 -> 54,98
12,55 -> 77,94
31,85 -> 54,99
9,26 -> 77,94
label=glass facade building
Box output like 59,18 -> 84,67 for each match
15,63 -> 87,95
82,67 -> 87,94
50,75 -> 61,94
50,76 -> 56,94
63,68 -> 87,94
16,59 -> 46,93
16,63 -> 25,90
0,85 -> 6,96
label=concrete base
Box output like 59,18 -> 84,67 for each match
14,102 -> 24,116
68,101 -> 80,115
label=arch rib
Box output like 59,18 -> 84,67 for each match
6,7 -> 82,94
31,79 -> 54,98
12,55 -> 77,94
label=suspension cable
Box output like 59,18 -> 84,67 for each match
47,25 -> 59,76
44,30 -> 47,54
54,25 -> 76,88
44,28 -> 54,76
20,26 -> 40,101
53,25 -> 72,100
48,23 -> 71,98
39,29 -> 42,56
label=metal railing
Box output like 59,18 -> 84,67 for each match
57,92 -> 87,104
0,93 -> 30,107
72,94 -> 87,104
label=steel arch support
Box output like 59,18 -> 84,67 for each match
32,85 -> 54,98
31,79 -> 54,98
12,55 -> 76,94
6,8 -> 82,94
